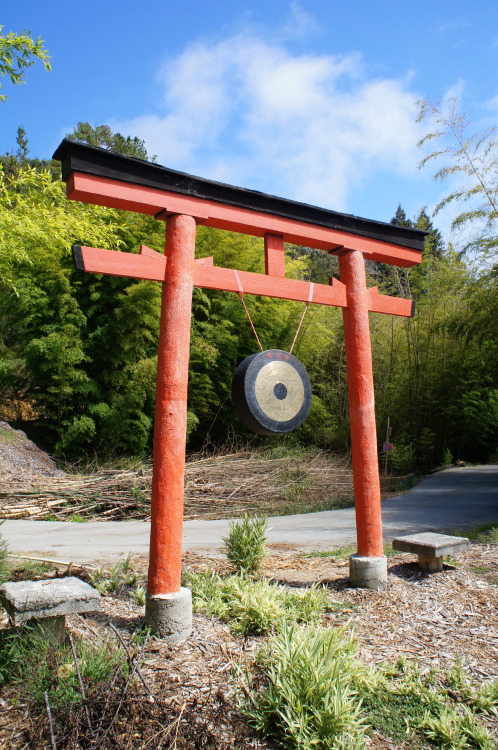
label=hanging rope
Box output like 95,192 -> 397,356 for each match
289,282 -> 314,355
233,271 -> 315,355
233,270 -> 264,351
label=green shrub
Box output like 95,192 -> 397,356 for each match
242,622 -> 367,749
388,442 -> 415,474
442,447 -> 454,467
223,514 -> 267,575
183,570 -> 331,636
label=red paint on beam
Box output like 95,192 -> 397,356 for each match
264,234 -> 285,277
339,249 -> 384,558
147,214 -> 197,596
367,287 -> 414,317
74,245 -> 415,317
140,244 -> 163,258
67,172 -> 422,268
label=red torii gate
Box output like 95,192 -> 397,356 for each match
54,140 -> 425,639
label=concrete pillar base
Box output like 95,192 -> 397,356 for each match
349,555 -> 387,590
145,587 -> 192,641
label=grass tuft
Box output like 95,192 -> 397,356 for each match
241,621 -> 368,749
0,625 -> 125,708
0,525 -> 9,583
223,514 -> 267,575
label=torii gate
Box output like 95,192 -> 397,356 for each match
53,140 -> 425,639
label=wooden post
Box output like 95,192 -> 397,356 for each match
339,249 -> 384,559
147,213 -> 196,596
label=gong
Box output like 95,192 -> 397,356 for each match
232,349 -> 312,435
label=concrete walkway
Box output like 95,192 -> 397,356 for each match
2,465 -> 497,566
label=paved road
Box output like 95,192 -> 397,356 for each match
2,465 -> 497,566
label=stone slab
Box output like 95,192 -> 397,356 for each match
392,532 -> 469,558
0,577 -> 100,625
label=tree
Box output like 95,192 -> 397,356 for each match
16,126 -> 29,164
390,204 -> 413,229
417,97 -> 498,257
67,122 -> 153,161
0,26 -> 50,101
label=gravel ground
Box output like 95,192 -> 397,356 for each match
0,422 -> 64,483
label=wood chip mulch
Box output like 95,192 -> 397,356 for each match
0,542 -> 497,748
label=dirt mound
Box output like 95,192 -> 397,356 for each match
0,422 -> 64,482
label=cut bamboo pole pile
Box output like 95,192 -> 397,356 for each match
0,452 -> 354,521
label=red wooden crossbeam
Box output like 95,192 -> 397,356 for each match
67,172 -> 421,268
73,244 -> 415,318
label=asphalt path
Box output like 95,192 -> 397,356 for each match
2,465 -> 497,566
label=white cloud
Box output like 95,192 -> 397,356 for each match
114,33 -> 424,211
281,2 -> 321,40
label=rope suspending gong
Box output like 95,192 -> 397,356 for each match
231,272 -> 312,435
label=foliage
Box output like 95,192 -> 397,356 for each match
418,97 -> 498,257
0,114 -> 496,466
241,622 -> 368,750
0,26 -> 50,102
372,236 -> 498,468
67,122 -> 153,161
183,569 -> 332,636
89,555 -> 139,596
0,625 -> 124,707
0,525 -> 9,582
223,513 -> 267,575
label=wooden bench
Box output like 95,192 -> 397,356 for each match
0,577 -> 100,641
392,532 -> 470,572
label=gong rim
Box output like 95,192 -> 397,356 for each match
232,349 -> 312,435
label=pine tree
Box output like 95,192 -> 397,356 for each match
67,122 -> 152,161
414,207 -> 444,259
15,126 -> 28,163
390,204 -> 413,228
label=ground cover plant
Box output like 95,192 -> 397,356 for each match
241,621 -> 369,749
240,626 -> 498,750
183,568 -> 335,636
0,625 -> 125,706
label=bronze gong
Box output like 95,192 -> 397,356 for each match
232,349 -> 312,435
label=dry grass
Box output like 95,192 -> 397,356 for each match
0,449 -> 416,522
0,450 -> 353,520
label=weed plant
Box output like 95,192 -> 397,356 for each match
223,514 -> 267,575
0,625 -> 125,708
240,627 -> 498,750
449,523 -> 498,544
89,554 -> 139,596
183,569 -> 334,636
356,658 -> 497,749
0,525 -> 9,582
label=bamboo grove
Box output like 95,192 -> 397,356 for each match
1,119 -> 497,471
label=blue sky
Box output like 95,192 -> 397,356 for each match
2,1 -> 498,233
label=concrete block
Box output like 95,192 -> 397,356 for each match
145,587 -> 192,642
0,577 -> 101,626
392,532 -> 469,558
349,555 -> 387,590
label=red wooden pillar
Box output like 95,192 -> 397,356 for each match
147,213 -> 196,597
339,249 -> 384,567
